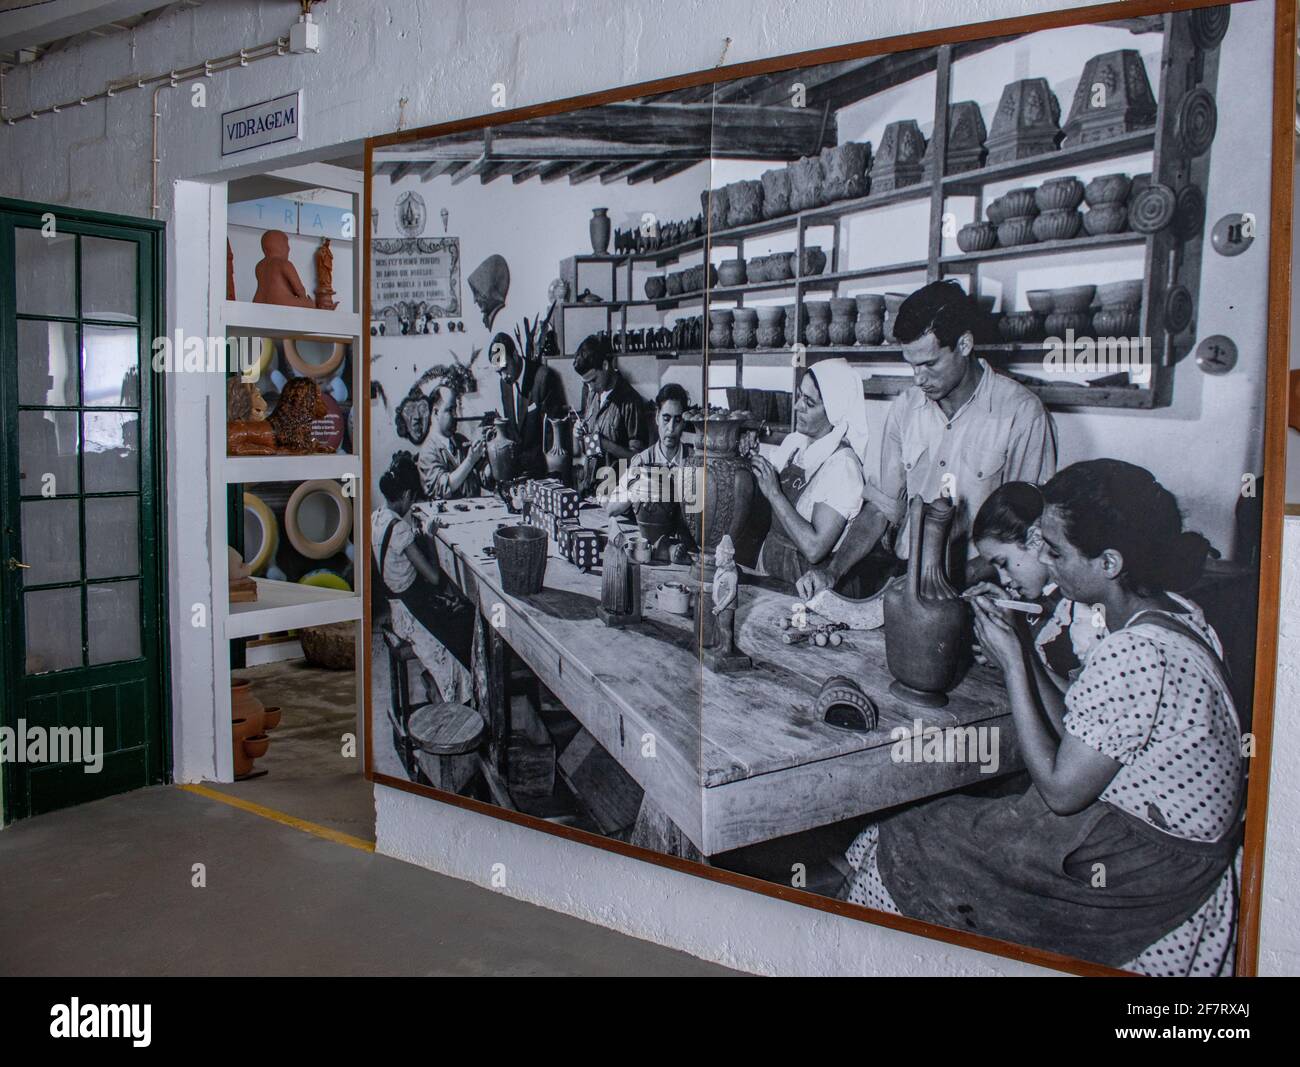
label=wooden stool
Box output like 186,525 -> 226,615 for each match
381,625 -> 422,777
411,702 -> 486,793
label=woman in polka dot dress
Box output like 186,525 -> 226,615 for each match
842,460 -> 1244,975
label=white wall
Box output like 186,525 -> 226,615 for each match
2,0 -> 1296,976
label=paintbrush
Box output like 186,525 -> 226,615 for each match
961,589 -> 1044,616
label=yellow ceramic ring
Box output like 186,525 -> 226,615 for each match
242,491 -> 279,575
285,479 -> 353,560
283,337 -> 346,380
299,569 -> 351,592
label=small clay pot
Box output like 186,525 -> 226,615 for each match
999,188 -> 1040,218
828,298 -> 858,346
727,180 -> 764,227
756,306 -> 785,348
1032,209 -> 1082,242
732,308 -> 758,350
1082,203 -> 1129,236
997,215 -> 1038,247
1096,279 -> 1143,308
243,734 -> 271,760
805,302 -> 832,346
666,272 -> 684,296
708,308 -> 734,349
792,245 -> 827,277
1034,176 -> 1084,212
1084,172 -> 1132,206
855,314 -> 885,346
784,304 -> 803,346
1092,306 -> 1140,338
231,678 -> 266,737
718,259 -> 747,288
1025,289 -> 1054,315
985,195 -> 1010,225
1049,284 -> 1097,313
956,221 -> 997,253
999,311 -> 1044,342
1045,310 -> 1093,338
261,706 -> 282,731
761,168 -> 792,218
644,276 -> 667,301
767,254 -> 793,281
494,525 -> 548,596
746,256 -> 768,283
883,292 -> 908,343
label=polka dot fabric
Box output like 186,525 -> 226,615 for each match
1063,597 -> 1242,844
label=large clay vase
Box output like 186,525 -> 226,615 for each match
883,496 -> 969,707
828,298 -> 858,346
485,425 -> 518,483
685,416 -> 755,566
589,208 -> 611,254
231,677 -> 266,737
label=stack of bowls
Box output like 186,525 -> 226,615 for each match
990,187 -> 1040,247
1092,280 -> 1143,338
1032,177 -> 1084,242
1083,173 -> 1133,236
1045,284 -> 1096,338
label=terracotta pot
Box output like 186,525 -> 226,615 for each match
644,276 -> 667,300
243,734 -> 271,760
589,208 -> 611,254
1082,203 -> 1129,235
732,307 -> 758,350
685,416 -> 756,559
231,678 -> 266,737
761,168 -> 792,218
1092,306 -> 1141,338
717,259 -> 746,287
746,256 -> 768,283
1032,209 -> 1082,242
708,308 -> 734,349
883,497 -> 968,707
261,706 -> 282,731
789,156 -> 825,210
1084,172 -> 1132,206
996,215 -> 1038,247
756,306 -> 785,348
883,292 -> 908,343
767,253 -> 792,281
666,272 -> 684,296
855,313 -> 884,346
805,302 -> 832,346
635,495 -> 679,546
828,298 -> 858,346
1034,177 -> 1084,212
985,196 -> 1010,226
727,180 -> 764,227
231,717 -> 255,777
493,525 -> 548,596
956,221 -> 997,253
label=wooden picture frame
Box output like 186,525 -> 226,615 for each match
362,0 -> 1294,977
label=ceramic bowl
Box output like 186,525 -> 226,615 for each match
1049,284 -> 1097,313
1082,203 -> 1129,236
717,259 -> 746,287
1025,289 -> 1054,315
996,215 -> 1038,247
1045,310 -> 1093,337
644,276 -> 667,301
957,221 -> 998,253
985,195 -> 1009,225
1092,306 -> 1141,338
1000,187 -> 1040,218
855,293 -> 886,315
1084,172 -> 1132,206
998,311 -> 1044,343
1034,177 -> 1084,212
1096,279 -> 1144,308
1032,209 -> 1082,243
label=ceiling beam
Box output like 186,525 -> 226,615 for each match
566,160 -> 612,185
597,161 -> 645,184
538,161 -> 580,184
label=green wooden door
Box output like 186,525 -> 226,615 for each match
0,201 -> 169,821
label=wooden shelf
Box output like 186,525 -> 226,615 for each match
224,452 -> 362,484
941,130 -> 1156,194
224,300 -> 361,340
940,231 -> 1145,266
225,577 -> 362,640
859,371 -> 1152,409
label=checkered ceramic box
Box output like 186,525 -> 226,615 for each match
571,530 -> 602,569
555,487 -> 579,520
557,521 -> 581,557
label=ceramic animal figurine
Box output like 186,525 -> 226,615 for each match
268,377 -> 332,454
226,378 -> 277,455
252,229 -> 314,308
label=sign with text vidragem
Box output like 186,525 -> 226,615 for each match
221,91 -> 302,156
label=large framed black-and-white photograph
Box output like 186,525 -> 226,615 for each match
363,0 -> 1292,976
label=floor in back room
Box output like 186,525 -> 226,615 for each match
207,655 -> 375,841
0,786 -> 740,976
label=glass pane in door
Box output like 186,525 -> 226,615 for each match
18,409 -> 79,495
15,227 -> 75,317
87,581 -> 141,665
20,499 -> 81,584
24,586 -> 82,674
80,236 -> 138,322
83,412 -> 139,492
84,497 -> 138,579
82,325 -> 139,406
17,320 -> 78,406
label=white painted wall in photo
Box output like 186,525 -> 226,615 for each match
1,0 -> 1294,976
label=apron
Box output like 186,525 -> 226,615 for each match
742,442 -> 869,597
876,610 -> 1244,967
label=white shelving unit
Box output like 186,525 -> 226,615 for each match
206,162 -> 366,781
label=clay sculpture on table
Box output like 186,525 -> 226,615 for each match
883,495 -> 969,707
253,229 -> 315,307
268,377 -> 333,454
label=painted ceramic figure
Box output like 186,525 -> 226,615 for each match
314,237 -> 338,310
711,534 -> 739,655
253,229 -> 315,308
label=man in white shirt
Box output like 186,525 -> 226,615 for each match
607,382 -> 691,517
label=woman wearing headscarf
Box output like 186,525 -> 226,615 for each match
748,358 -> 869,593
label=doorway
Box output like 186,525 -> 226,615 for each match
0,199 -> 169,822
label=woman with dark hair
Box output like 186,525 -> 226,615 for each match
842,460 -> 1244,975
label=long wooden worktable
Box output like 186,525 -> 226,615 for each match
416,495 -> 1021,858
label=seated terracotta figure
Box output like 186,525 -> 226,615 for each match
253,230 -> 314,308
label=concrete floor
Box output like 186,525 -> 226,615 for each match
0,785 -> 738,976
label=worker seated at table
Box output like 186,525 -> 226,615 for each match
372,451 -> 474,704
490,330 -> 570,480
417,383 -> 487,500
841,460 -> 1241,977
796,280 -> 1058,600
743,358 -> 869,592
573,334 -> 647,496
606,382 -> 692,518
